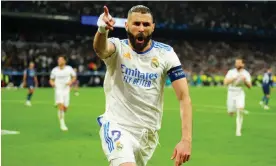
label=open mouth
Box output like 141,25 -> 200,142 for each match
136,36 -> 144,44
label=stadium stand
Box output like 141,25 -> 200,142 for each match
2,1 -> 276,87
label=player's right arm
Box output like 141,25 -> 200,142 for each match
93,6 -> 116,59
49,68 -> 55,87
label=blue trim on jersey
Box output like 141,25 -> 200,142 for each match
167,65 -> 186,82
153,41 -> 172,51
97,116 -> 103,127
104,123 -> 112,152
124,39 -> 155,54
104,122 -> 114,153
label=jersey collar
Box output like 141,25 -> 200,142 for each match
124,39 -> 155,55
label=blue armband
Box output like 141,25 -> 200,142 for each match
167,65 -> 186,82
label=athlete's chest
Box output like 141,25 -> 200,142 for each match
55,69 -> 70,78
232,70 -> 247,77
28,70 -> 35,77
118,48 -> 166,76
116,47 -> 166,88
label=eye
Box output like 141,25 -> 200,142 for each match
143,22 -> 150,27
134,22 -> 140,26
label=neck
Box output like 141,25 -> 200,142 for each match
237,68 -> 243,72
59,65 -> 65,69
128,39 -> 152,53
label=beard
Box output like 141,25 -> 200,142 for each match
236,66 -> 243,70
127,30 -> 152,52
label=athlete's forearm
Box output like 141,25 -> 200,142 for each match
49,79 -> 55,87
68,77 -> 76,86
180,94 -> 192,144
224,78 -> 236,86
93,32 -> 110,59
245,81 -> 252,89
23,74 -> 26,83
35,77 -> 39,86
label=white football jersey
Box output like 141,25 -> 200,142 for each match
225,68 -> 251,91
101,38 -> 185,131
50,65 -> 76,91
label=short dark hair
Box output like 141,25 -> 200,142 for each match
128,5 -> 154,22
236,57 -> 244,63
58,54 -> 67,62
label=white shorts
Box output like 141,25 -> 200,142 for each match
227,90 -> 245,112
97,116 -> 158,166
55,90 -> 70,107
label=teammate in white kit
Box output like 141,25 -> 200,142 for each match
224,58 -> 252,136
49,55 -> 76,131
93,5 -> 192,166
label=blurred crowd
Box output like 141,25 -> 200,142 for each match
2,34 -> 276,77
170,40 -> 276,76
1,34 -> 105,73
2,1 -> 276,30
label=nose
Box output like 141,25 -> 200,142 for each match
138,24 -> 145,32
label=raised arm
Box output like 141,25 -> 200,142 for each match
93,6 -> 116,59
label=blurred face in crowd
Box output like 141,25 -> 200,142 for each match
125,11 -> 155,52
58,56 -> 66,67
267,68 -> 272,73
29,62 -> 35,69
235,59 -> 244,70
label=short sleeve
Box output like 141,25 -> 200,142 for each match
102,37 -> 121,67
165,49 -> 186,82
23,70 -> 27,75
50,69 -> 56,79
225,70 -> 232,79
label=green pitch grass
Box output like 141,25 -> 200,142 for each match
2,87 -> 276,166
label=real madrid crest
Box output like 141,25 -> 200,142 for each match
116,141 -> 123,151
151,57 -> 159,69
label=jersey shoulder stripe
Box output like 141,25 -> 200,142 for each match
153,41 -> 172,52
121,39 -> 128,44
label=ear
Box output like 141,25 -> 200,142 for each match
152,22 -> 155,32
125,21 -> 128,31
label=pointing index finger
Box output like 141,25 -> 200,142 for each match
103,6 -> 109,16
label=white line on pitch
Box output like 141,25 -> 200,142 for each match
2,100 -> 275,116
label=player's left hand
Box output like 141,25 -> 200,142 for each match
171,140 -> 191,166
